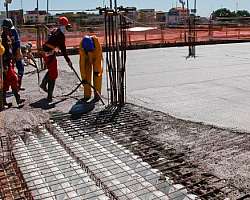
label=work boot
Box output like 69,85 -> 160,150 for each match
13,90 -> 25,107
81,96 -> 91,102
92,93 -> 101,103
47,79 -> 55,103
3,91 -> 7,105
40,72 -> 49,92
18,76 -> 25,91
2,91 -> 12,109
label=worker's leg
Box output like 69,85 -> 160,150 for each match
80,56 -> 92,100
93,56 -> 103,101
16,59 -> 24,90
9,66 -> 25,105
46,55 -> 58,102
40,72 -> 49,92
47,78 -> 55,102
2,91 -> 7,105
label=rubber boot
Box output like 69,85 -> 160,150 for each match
3,91 -> 7,105
40,72 -> 49,92
13,90 -> 25,107
47,79 -> 55,103
18,75 -> 25,91
2,91 -> 12,109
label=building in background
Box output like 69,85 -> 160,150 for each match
167,7 -> 189,25
24,9 -> 47,24
9,9 -> 24,26
0,11 -> 6,26
156,11 -> 167,22
138,9 -> 156,24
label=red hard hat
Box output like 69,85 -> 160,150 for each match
59,16 -> 69,26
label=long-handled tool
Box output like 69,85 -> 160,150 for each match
66,64 -> 105,105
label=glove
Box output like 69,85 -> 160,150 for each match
82,79 -> 88,85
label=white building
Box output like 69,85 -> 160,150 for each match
24,10 -> 47,24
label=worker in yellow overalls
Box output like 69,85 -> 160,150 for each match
79,35 -> 103,102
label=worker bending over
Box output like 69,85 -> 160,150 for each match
40,16 -> 72,102
79,35 -> 103,102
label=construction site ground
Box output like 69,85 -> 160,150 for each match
1,43 -> 250,199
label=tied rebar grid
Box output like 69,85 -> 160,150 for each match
50,104 -> 249,200
0,135 -> 33,200
48,116 -> 195,199
12,133 -> 112,200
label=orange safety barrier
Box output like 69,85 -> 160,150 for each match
19,25 -> 250,49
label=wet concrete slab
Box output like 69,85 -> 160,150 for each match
62,42 -> 250,132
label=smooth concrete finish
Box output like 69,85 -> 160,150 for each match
125,43 -> 250,132
62,43 -> 250,132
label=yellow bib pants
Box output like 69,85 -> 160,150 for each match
79,36 -> 103,99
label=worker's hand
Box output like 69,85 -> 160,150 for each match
68,60 -> 73,68
82,79 -> 88,85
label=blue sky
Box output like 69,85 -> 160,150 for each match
1,0 -> 250,17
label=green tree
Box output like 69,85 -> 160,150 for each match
211,8 -> 233,18
236,10 -> 250,17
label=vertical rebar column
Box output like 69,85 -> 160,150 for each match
103,1 -> 128,108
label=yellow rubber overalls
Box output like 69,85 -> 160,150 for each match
79,36 -> 103,99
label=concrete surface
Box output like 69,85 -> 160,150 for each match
59,42 -> 250,132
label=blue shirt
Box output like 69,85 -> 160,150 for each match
10,28 -> 21,51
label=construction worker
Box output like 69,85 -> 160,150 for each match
39,16 -> 73,102
0,39 -> 5,110
2,18 -> 25,90
1,26 -> 24,108
79,35 -> 103,102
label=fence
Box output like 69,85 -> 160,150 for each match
19,25 -> 250,50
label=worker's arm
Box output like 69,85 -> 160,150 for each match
57,32 -> 71,66
0,40 -> 5,56
10,28 -> 21,49
59,42 -> 71,64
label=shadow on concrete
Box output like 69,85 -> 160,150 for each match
30,98 -> 67,110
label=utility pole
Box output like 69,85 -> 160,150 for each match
6,3 -> 9,18
36,0 -> 39,24
47,0 -> 49,24
4,0 -> 12,18
236,0 -> 239,12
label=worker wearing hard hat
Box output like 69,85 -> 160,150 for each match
39,16 -> 73,102
1,22 -> 25,108
1,18 -> 25,90
79,35 -> 103,102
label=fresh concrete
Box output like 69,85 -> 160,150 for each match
60,42 -> 250,132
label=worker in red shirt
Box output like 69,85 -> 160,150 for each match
40,16 -> 72,102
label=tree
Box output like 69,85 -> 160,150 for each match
211,8 -> 250,19
211,8 -> 233,18
235,10 -> 250,17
